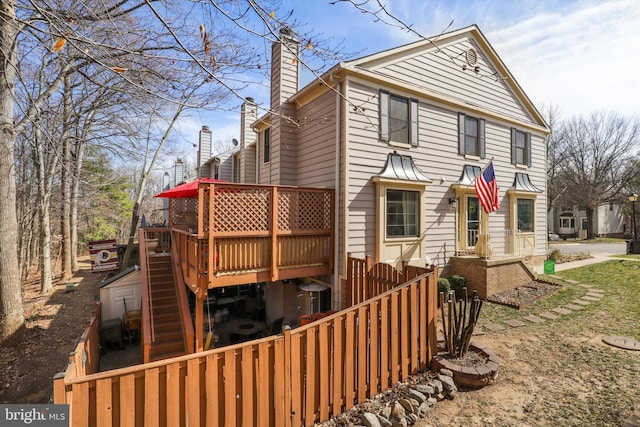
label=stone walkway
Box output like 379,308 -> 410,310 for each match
474,275 -> 604,336
473,274 -> 640,427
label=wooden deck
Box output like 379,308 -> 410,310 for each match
168,183 -> 334,292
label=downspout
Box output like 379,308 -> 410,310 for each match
333,77 -> 341,310
339,77 -> 350,310
255,128 -> 259,184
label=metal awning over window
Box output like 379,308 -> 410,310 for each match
451,164 -> 480,188
510,172 -> 542,193
375,152 -> 432,183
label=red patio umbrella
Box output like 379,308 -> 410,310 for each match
154,177 -> 225,199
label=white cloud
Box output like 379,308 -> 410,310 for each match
486,0 -> 640,118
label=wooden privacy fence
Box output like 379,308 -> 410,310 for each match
53,262 -> 438,427
347,255 -> 433,305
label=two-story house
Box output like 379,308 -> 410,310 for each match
224,24 -> 549,316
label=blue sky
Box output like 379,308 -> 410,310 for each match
172,0 -> 639,162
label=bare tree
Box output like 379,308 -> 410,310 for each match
0,0 -> 25,340
1,0 -> 355,341
559,112 -> 640,239
543,104 -> 568,213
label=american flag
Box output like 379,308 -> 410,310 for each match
475,162 -> 500,213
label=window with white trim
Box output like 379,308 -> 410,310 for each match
458,112 -> 485,157
379,90 -> 419,146
560,217 -> 575,228
386,189 -> 419,237
511,128 -> 531,166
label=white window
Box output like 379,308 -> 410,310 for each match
511,128 -> 531,166
379,90 -> 419,146
458,112 -> 485,157
560,218 -> 575,228
386,189 -> 419,237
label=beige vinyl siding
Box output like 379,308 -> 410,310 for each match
366,37 -> 532,123
258,131 -> 275,184
278,103 -> 298,185
295,91 -> 337,188
243,144 -> 256,183
218,150 -> 235,182
344,78 -> 547,266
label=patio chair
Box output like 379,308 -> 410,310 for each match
258,316 -> 284,337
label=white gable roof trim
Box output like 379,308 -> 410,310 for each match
291,25 -> 550,135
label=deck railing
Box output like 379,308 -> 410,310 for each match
53,263 -> 437,427
139,228 -> 156,361
139,228 -> 194,361
465,229 -> 536,257
171,183 -> 334,291
169,234 -> 195,356
53,302 -> 101,403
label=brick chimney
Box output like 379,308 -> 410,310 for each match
269,26 -> 299,185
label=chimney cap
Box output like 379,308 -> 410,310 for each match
246,97 -> 254,103
201,125 -> 210,131
279,26 -> 293,37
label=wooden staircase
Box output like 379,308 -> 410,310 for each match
147,254 -> 188,361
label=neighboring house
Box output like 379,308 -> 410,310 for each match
548,203 -> 626,239
196,125 -> 240,181
231,24 -> 550,306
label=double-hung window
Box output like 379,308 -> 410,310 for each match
386,189 -> 419,237
458,112 -> 485,157
511,128 -> 532,166
517,198 -> 534,232
379,90 -> 419,146
263,128 -> 270,163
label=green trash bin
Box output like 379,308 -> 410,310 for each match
543,260 -> 555,274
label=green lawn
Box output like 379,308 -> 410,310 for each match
474,260 -> 640,425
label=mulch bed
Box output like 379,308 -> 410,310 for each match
485,281 -> 564,309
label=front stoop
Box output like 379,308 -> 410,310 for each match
451,255 -> 541,299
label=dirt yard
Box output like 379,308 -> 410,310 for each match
0,258 -> 101,403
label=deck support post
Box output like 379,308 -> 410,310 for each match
195,294 -> 204,352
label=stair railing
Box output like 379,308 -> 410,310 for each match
170,229 -> 195,354
139,228 -> 155,363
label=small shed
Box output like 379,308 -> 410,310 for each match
99,266 -> 142,323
